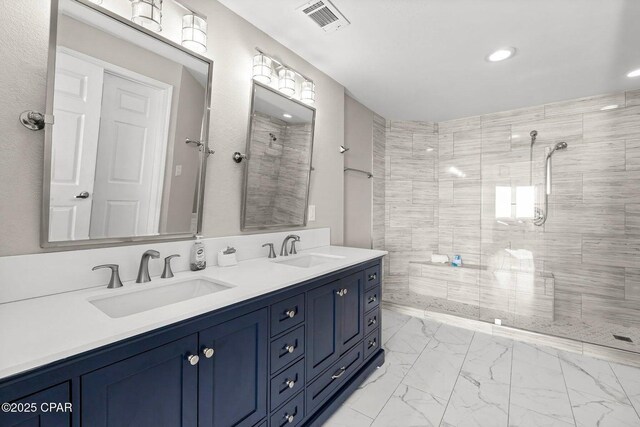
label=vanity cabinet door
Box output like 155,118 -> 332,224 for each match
337,272 -> 364,355
0,383 -> 71,427
198,309 -> 268,427
306,279 -> 341,380
81,335 -> 199,427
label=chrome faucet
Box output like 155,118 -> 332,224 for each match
280,235 -> 300,257
136,250 -> 160,283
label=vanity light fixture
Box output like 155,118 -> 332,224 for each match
627,68 -> 640,78
252,54 -> 273,84
301,80 -> 316,105
181,13 -> 207,53
278,68 -> 296,96
254,48 -> 315,103
89,0 -> 103,4
487,47 -> 516,62
130,0 -> 163,32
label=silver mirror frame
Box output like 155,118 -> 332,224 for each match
41,0 -> 214,249
240,81 -> 316,232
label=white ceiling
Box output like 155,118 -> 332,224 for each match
218,0 -> 640,122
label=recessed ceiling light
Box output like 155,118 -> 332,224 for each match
283,113 -> 292,118
487,47 -> 516,62
627,69 -> 640,78
601,104 -> 619,111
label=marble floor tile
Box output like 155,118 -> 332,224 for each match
381,308 -> 412,344
440,333 -> 513,427
372,383 -> 447,427
346,316 -> 438,418
509,342 -> 575,427
610,362 -> 640,416
559,351 -> 640,426
324,404 -> 373,427
323,309 -> 640,427
402,324 -> 474,399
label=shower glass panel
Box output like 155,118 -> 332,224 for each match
477,100 -> 640,353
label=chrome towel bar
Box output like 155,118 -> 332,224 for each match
344,167 -> 373,178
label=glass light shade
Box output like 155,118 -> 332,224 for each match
182,14 -> 207,53
300,80 -> 316,104
89,0 -> 103,4
278,68 -> 296,96
252,54 -> 273,84
131,0 -> 162,32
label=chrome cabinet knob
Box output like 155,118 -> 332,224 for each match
75,191 -> 90,199
202,348 -> 214,358
285,309 -> 296,318
285,379 -> 295,389
284,414 -> 294,423
284,344 -> 295,354
187,354 -> 200,366
336,289 -> 343,297
343,288 -> 348,295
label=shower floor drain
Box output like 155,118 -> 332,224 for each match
613,334 -> 633,343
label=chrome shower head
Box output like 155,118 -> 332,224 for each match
547,141 -> 568,158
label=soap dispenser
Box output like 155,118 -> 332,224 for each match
190,235 -> 207,271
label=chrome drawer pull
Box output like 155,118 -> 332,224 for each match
187,354 -> 199,366
336,288 -> 348,297
368,318 -> 377,326
368,273 -> 377,281
368,339 -> 377,348
331,366 -> 346,379
202,348 -> 214,358
285,379 -> 296,389
285,309 -> 296,318
284,344 -> 295,354
368,295 -> 377,303
284,413 -> 295,423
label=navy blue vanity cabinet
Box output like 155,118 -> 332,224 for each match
198,309 -> 268,427
0,258 -> 385,427
337,272 -> 365,354
81,334 -> 199,427
0,383 -> 71,427
306,271 -> 365,381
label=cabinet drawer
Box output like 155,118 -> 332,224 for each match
271,294 -> 305,337
364,306 -> 380,337
365,264 -> 380,289
306,342 -> 364,413
271,359 -> 305,411
364,329 -> 380,360
270,392 -> 304,427
271,326 -> 305,373
364,286 -> 380,312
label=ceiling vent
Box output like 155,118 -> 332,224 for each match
298,0 -> 350,33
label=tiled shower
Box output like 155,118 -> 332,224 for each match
376,89 -> 640,352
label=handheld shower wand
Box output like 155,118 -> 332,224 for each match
534,141 -> 568,226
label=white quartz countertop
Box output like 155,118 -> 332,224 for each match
0,245 -> 386,380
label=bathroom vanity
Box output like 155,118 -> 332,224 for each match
0,248 -> 384,427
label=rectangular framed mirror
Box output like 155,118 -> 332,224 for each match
241,82 -> 316,231
42,0 -> 213,248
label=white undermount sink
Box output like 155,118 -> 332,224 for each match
89,277 -> 232,318
275,253 -> 345,268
